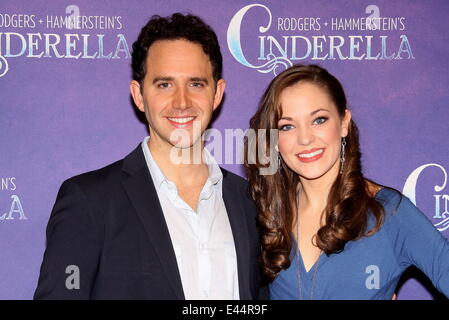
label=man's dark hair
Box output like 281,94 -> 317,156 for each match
131,13 -> 223,87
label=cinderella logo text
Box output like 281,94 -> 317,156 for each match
0,177 -> 27,221
403,164 -> 449,232
0,5 -> 130,78
227,4 -> 414,75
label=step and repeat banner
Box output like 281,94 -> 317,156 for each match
0,0 -> 448,299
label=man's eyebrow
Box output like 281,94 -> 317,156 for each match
152,77 -> 173,84
151,77 -> 209,85
190,77 -> 208,84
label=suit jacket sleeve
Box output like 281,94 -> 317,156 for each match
34,179 -> 103,299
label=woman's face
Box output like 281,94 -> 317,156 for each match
277,81 -> 351,181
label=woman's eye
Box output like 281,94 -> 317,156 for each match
313,117 -> 328,125
279,124 -> 294,131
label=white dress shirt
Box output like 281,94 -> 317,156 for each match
141,137 -> 240,300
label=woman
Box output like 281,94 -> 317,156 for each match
245,64 -> 449,299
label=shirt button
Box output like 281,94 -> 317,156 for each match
199,243 -> 207,251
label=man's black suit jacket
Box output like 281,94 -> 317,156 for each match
34,144 -> 261,299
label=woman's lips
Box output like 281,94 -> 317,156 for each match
296,148 -> 325,163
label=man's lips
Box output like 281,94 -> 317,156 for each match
296,148 -> 325,163
166,116 -> 197,128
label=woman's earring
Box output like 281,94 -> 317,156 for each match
340,137 -> 347,174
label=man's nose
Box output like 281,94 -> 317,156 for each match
173,86 -> 189,110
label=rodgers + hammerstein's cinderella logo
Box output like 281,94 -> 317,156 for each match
227,4 -> 414,75
403,164 -> 449,232
0,177 -> 27,221
227,4 -> 292,75
0,55 -> 8,77
0,5 -> 129,78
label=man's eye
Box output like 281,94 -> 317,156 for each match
313,117 -> 328,125
279,124 -> 294,131
191,82 -> 204,88
157,83 -> 171,89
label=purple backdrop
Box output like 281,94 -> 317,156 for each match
0,0 -> 448,299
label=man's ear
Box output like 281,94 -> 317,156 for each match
212,79 -> 226,111
341,109 -> 352,138
130,80 -> 145,112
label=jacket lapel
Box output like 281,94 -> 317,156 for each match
121,145 -> 185,300
222,170 -> 252,300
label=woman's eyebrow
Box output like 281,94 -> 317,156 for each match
279,108 -> 329,121
310,108 -> 330,116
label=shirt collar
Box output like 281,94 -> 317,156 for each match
141,136 -> 223,192
203,146 -> 223,186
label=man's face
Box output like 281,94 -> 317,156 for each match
130,39 -> 225,152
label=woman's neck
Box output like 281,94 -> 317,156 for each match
298,161 -> 340,215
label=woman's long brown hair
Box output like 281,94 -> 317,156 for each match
244,64 -> 386,283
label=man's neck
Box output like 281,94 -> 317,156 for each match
148,138 -> 209,188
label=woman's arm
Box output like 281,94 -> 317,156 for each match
385,193 -> 449,297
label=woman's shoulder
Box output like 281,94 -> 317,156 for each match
375,187 -> 410,212
365,180 -> 403,209
374,187 -> 402,203
374,187 -> 430,228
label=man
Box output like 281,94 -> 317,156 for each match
34,13 -> 260,299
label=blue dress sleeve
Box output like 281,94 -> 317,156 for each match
384,192 -> 449,297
